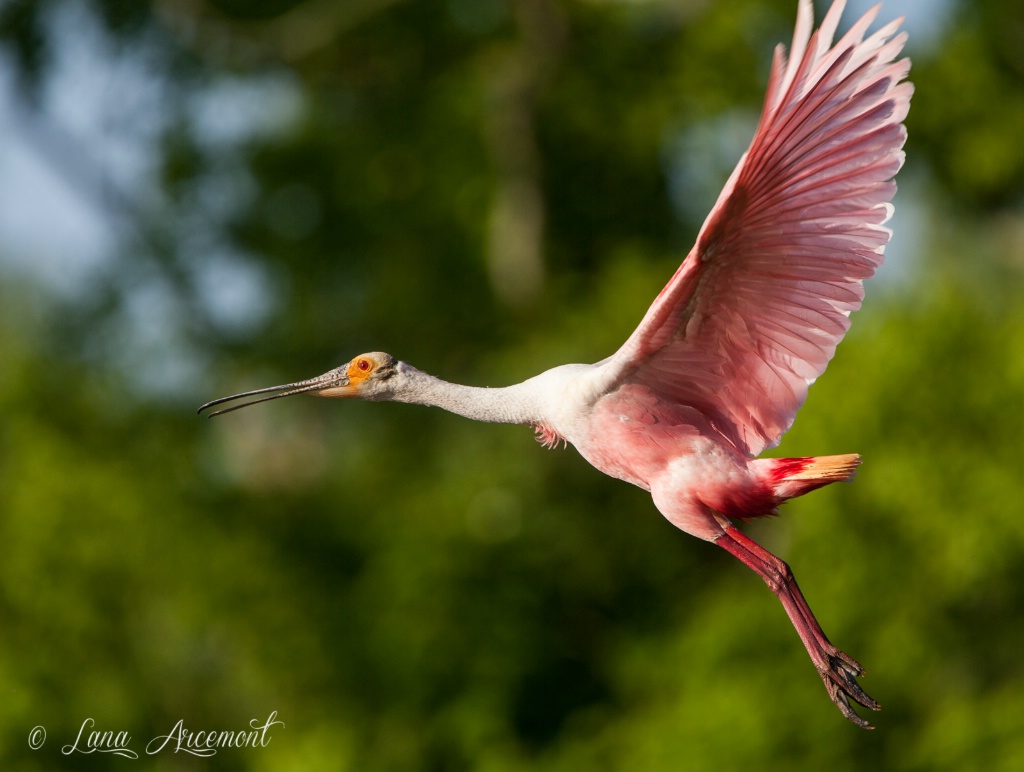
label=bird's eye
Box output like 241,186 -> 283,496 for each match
357,358 -> 371,372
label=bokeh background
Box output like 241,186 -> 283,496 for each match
2,0 -> 1023,768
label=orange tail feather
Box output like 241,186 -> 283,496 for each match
767,454 -> 861,500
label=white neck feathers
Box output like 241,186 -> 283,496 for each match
391,366 -> 541,426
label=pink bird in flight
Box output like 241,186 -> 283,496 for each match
201,0 -> 912,728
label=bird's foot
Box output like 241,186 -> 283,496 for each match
816,646 -> 879,729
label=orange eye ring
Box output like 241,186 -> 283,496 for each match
347,356 -> 377,382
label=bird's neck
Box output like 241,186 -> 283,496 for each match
392,367 -> 540,426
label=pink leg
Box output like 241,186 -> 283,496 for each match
715,525 -> 879,728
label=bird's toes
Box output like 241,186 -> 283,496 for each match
829,687 -> 875,730
819,649 -> 880,728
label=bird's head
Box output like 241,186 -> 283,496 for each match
198,352 -> 400,417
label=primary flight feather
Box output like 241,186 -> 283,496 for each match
200,0 -> 912,728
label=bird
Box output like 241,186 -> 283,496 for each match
199,0 -> 912,729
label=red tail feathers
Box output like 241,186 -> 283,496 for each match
767,454 -> 861,501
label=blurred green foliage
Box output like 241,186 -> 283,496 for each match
2,0 -> 1023,769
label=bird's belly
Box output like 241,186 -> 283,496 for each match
566,392 -> 773,520
573,435 -> 661,490
569,401 -> 712,491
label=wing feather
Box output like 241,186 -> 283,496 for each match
605,0 -> 912,456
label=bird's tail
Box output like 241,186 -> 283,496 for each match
764,454 -> 861,501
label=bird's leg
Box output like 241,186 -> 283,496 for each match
714,525 -> 880,728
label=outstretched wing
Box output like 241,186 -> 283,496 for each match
605,0 -> 913,457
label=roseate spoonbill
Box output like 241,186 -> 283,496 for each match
200,0 -> 911,728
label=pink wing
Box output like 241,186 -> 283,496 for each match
605,0 -> 913,457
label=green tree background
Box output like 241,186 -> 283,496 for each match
1,0 -> 1023,769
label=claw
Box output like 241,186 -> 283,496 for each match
819,649 -> 880,729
